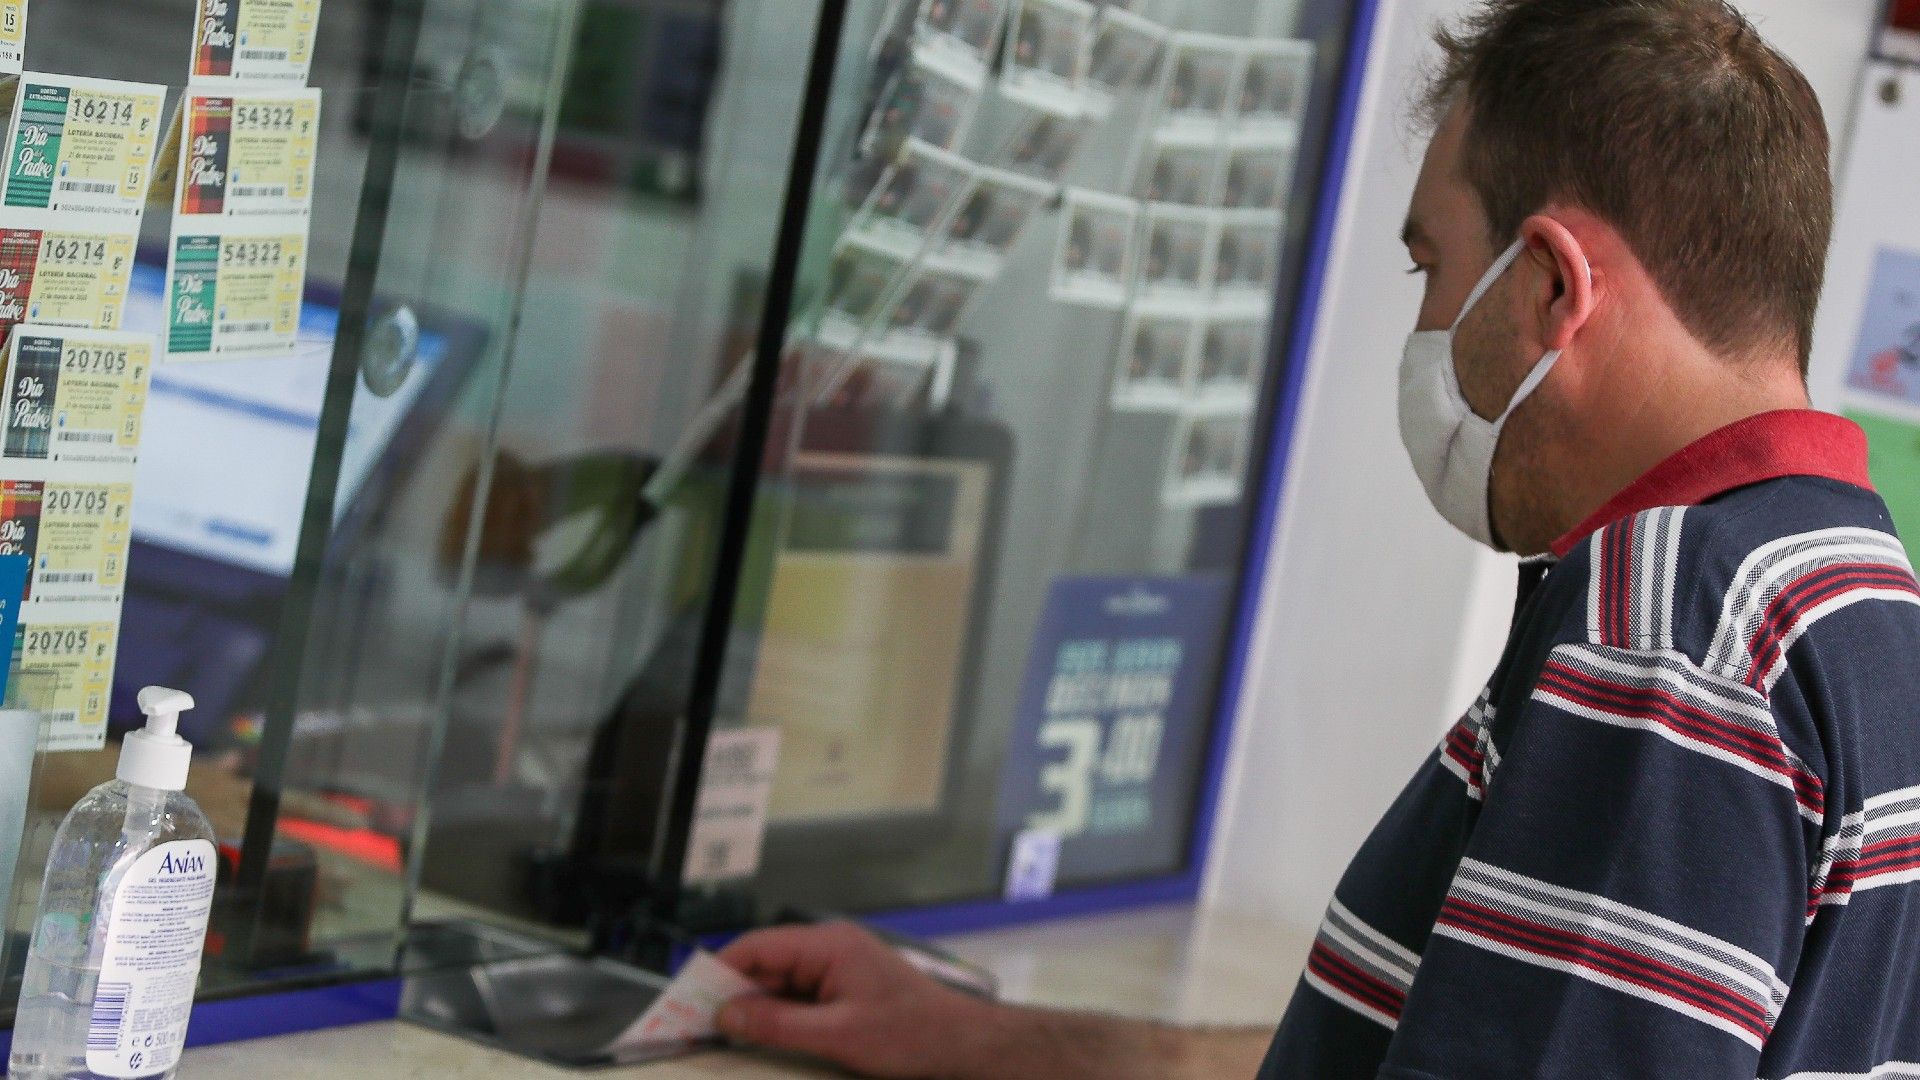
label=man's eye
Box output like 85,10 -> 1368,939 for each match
1406,264 -> 1429,276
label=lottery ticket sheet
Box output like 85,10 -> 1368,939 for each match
0,323 -> 153,747
0,326 -> 151,467
0,211 -> 140,347
0,73 -> 166,220
190,0 -> 324,87
0,476 -> 132,604
15,605 -> 123,750
163,82 -> 318,362
0,1 -> 26,75
0,358 -> 147,749
175,87 -> 320,221
163,228 -> 307,361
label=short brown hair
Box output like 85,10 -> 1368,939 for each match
1422,0 -> 1832,372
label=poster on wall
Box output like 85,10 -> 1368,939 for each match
996,574 -> 1231,884
1842,246 -> 1920,407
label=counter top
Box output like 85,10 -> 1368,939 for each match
178,904 -> 1312,1078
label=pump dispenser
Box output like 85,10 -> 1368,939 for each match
119,687 -> 195,792
9,687 -> 218,1080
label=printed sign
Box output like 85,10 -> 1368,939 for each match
190,0 -> 323,86
1,74 -> 166,219
0,219 -> 138,346
1004,828 -> 1062,902
681,727 -> 783,887
0,327 -> 152,466
997,575 -> 1231,881
163,230 -> 306,361
175,88 -> 320,220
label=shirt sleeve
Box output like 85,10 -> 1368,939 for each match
1376,639 -> 1817,1079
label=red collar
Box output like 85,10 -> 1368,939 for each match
1549,410 -> 1874,558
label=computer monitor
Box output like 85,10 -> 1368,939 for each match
123,262 -> 463,576
108,261 -> 487,741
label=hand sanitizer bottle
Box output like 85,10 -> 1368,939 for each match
9,688 -> 218,1080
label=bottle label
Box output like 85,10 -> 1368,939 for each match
85,838 -> 216,1078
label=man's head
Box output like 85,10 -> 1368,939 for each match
1401,0 -> 1833,554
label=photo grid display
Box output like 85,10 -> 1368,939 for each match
838,3 -> 1310,507
1114,32 -> 1311,504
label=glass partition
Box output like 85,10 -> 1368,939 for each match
0,0 -> 598,1011
665,0 -> 1362,924
0,0 -> 1364,1032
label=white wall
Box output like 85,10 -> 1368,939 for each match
1202,0 -> 1884,935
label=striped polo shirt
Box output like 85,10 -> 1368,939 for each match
1258,410 -> 1920,1079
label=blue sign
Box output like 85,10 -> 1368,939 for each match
0,554 -> 27,703
997,574 -> 1232,885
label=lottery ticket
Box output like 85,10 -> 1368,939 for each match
600,951 -> 764,1055
15,604 -> 121,751
0,327 -> 152,466
175,88 -> 320,221
0,476 -> 132,603
0,1 -> 26,75
164,228 -> 306,361
0,215 -> 139,346
1,73 -> 166,220
190,0 -> 324,87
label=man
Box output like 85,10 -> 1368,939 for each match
716,1 -> 1920,1075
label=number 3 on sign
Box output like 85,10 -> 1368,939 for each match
1027,718 -> 1101,837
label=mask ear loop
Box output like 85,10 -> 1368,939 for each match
1449,239 -> 1527,333
1492,244 -> 1592,425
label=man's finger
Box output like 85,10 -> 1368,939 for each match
716,996 -> 849,1060
717,925 -> 847,996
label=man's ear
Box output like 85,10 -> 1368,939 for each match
1518,214 -> 1595,352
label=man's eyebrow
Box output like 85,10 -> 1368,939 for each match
1401,217 -> 1426,249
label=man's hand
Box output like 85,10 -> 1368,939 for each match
715,922 -> 1274,1080
716,921 -> 999,1079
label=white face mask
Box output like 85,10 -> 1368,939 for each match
1397,239 -> 1563,549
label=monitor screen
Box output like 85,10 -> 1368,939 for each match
120,262 -> 451,577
